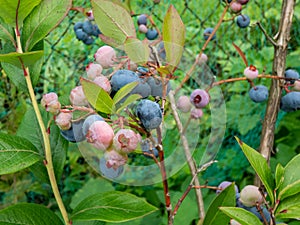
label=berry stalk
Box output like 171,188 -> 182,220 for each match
14,29 -> 70,225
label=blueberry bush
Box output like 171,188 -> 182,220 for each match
0,0 -> 300,225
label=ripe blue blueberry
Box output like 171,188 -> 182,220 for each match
157,42 -> 166,60
75,29 -> 88,41
74,22 -> 83,31
249,85 -> 269,103
146,29 -> 158,40
236,15 -> 250,28
82,20 -> 94,35
203,27 -> 216,41
131,78 -> 152,98
60,120 -> 86,143
110,69 -> 139,92
146,77 -> 171,97
280,92 -> 300,112
83,36 -> 94,45
141,139 -> 159,158
92,24 -> 101,37
136,99 -> 162,130
285,69 -> 299,84
82,114 -> 104,136
137,14 -> 147,25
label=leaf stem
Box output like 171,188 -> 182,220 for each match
15,30 -> 70,225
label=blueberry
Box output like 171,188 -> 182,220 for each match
82,20 -> 94,35
146,29 -> 158,40
236,15 -> 250,28
83,36 -> 94,45
141,139 -> 159,158
285,69 -> 299,84
99,157 -> 124,179
130,78 -> 151,98
136,99 -> 162,130
60,120 -> 85,143
280,92 -> 300,112
216,181 -> 239,194
110,69 -> 139,92
249,85 -> 269,103
242,206 -> 270,223
92,24 -> 101,37
74,22 -> 83,31
137,14 -> 147,25
222,0 -> 232,3
75,29 -> 88,41
157,42 -> 166,60
82,114 -> 104,136
136,66 -> 149,76
146,77 -> 171,97
190,89 -> 210,108
203,27 -> 216,41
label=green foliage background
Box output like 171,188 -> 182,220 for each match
1,0 -> 300,224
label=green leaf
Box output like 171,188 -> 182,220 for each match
235,137 -> 275,204
71,191 -> 157,222
275,163 -> 285,190
202,183 -> 236,225
124,37 -> 149,65
91,0 -> 136,46
0,0 -> 41,27
0,17 -> 16,45
220,207 -> 263,225
113,81 -> 139,105
162,5 -> 185,68
81,77 -> 113,114
0,133 -> 41,175
115,94 -> 142,114
278,154 -> 300,200
70,178 -> 114,209
0,203 -> 63,225
0,50 -> 44,68
22,0 -> 72,51
17,106 -> 67,182
275,192 -> 300,219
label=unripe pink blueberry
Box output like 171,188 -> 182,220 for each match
244,65 -> 259,80
86,10 -> 94,20
113,129 -> 141,153
93,75 -> 111,92
176,95 -> 192,113
190,89 -> 210,108
191,108 -> 203,119
196,53 -> 208,65
239,185 -> 263,207
70,86 -> 89,106
86,121 -> 114,151
104,149 -> 128,170
230,2 -> 242,12
55,112 -> 72,130
216,181 -> 239,194
237,0 -> 249,5
41,92 -> 61,115
294,80 -> 300,91
86,63 -> 103,80
138,24 -> 148,33
94,45 -> 116,69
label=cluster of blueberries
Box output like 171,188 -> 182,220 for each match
217,181 -> 271,224
73,20 -> 101,45
137,14 -> 159,40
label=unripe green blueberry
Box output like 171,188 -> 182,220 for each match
94,45 -> 116,69
55,112 -> 73,130
70,86 -> 89,106
239,185 -> 263,207
176,95 -> 192,113
104,149 -> 128,170
93,75 -> 111,92
190,89 -> 210,108
86,121 -> 114,151
41,92 -> 61,115
294,80 -> 300,91
86,62 -> 103,80
244,65 -> 259,80
113,129 -> 141,153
